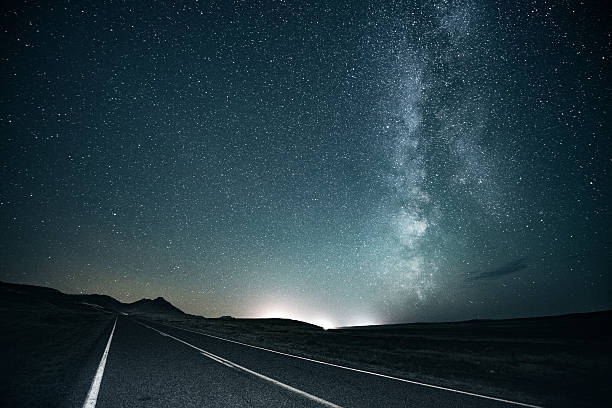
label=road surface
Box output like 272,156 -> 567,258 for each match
74,315 -> 540,408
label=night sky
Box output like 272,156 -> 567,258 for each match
1,0 -> 610,328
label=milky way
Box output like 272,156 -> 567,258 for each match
371,1 -> 500,317
1,0 -> 610,327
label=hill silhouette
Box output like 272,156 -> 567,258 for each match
0,281 -> 185,316
124,296 -> 184,315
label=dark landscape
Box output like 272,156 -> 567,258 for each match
1,281 -> 610,407
0,281 -> 184,407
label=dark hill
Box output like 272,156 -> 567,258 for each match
125,296 -> 184,315
0,281 -> 184,316
72,293 -> 124,312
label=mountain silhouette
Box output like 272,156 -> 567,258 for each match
124,296 -> 184,315
0,281 -> 185,316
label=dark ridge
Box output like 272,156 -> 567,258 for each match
125,296 -> 185,315
2,280 -> 609,333
0,281 -> 185,316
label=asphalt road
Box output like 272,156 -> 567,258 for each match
80,315 -> 540,408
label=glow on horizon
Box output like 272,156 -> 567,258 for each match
341,316 -> 381,328
255,304 -> 336,330
251,301 -> 383,330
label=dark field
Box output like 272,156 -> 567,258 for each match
139,311 -> 612,407
0,285 -> 114,408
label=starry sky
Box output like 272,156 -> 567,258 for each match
1,0 -> 610,328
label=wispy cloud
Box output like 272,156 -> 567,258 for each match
466,258 -> 528,281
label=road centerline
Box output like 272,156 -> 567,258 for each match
200,350 -> 235,368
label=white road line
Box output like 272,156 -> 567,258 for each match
140,323 -> 342,408
155,321 -> 543,408
200,350 -> 234,368
82,317 -> 117,408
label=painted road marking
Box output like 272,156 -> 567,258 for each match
82,317 -> 117,408
155,321 -> 543,408
200,350 -> 234,368
140,323 -> 342,408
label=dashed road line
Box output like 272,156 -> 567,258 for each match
152,321 -> 543,408
139,322 -> 343,408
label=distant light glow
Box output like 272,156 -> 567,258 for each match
343,316 -> 381,328
250,299 -> 384,329
254,302 -> 337,330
